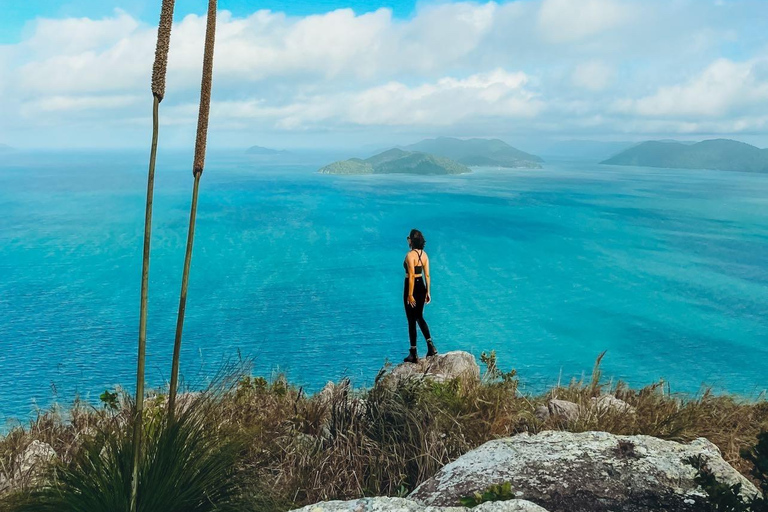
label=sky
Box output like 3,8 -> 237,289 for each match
1,0 -> 768,150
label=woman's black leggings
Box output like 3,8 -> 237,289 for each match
404,277 -> 431,347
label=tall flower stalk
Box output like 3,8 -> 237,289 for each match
131,1 -> 175,511
168,0 -> 217,422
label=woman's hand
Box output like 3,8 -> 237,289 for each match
425,293 -> 431,304
408,295 -> 416,307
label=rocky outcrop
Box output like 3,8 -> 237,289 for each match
0,440 -> 56,492
289,496 -> 550,512
378,351 -> 480,389
410,431 -> 759,512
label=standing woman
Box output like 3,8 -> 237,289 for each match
403,229 -> 438,363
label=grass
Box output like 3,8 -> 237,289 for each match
1,353 -> 766,511
2,391 -> 248,512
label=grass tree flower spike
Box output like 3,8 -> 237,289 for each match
168,0 -> 217,422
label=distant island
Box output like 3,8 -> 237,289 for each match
405,137 -> 543,169
602,139 -> 768,173
319,138 -> 543,175
319,148 -> 470,175
246,145 -> 288,155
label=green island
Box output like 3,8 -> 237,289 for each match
602,139 -> 768,173
319,139 -> 543,175
404,137 -> 543,169
319,148 -> 471,175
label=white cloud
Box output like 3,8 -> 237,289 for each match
1,0 -> 768,148
615,58 -> 768,118
201,68 -> 541,129
571,60 -> 613,91
537,0 -> 634,43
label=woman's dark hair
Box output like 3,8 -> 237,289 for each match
409,229 -> 426,250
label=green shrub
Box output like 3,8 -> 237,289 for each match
460,481 -> 516,507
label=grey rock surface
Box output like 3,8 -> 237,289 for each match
289,496 -> 549,512
410,430 -> 758,512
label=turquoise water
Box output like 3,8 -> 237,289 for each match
1,151 -> 767,423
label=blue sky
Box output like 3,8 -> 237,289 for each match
2,0 -> 768,149
1,0 -> 420,43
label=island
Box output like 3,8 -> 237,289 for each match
318,138 -> 544,175
245,145 -> 288,155
601,139 -> 768,173
318,148 -> 471,175
405,137 -> 543,169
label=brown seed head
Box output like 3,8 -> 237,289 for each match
193,0 -> 217,176
151,0 -> 176,102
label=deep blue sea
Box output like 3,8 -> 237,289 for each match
2,150 -> 768,424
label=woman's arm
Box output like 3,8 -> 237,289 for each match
407,254 -> 416,306
424,255 -> 431,303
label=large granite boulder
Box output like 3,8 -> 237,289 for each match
378,351 -> 480,389
289,496 -> 549,512
409,431 -> 759,512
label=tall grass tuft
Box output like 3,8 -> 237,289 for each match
133,1 -> 176,510
168,0 -> 217,421
8,394 -> 246,512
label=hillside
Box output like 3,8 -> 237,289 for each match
601,139 -> 768,172
405,137 -> 543,168
318,148 -> 470,175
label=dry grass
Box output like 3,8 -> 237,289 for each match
1,355 -> 766,511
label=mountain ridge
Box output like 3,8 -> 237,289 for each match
602,139 -> 768,173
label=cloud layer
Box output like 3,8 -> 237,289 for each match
2,0 -> 768,148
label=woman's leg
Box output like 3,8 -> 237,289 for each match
404,280 -> 418,362
413,279 -> 432,339
413,278 -> 436,355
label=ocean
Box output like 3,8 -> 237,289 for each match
1,150 -> 767,424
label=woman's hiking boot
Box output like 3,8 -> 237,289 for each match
426,339 -> 438,357
404,347 -> 418,363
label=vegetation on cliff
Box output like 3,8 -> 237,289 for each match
1,354 -> 766,511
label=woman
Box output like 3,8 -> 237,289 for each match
403,229 -> 438,363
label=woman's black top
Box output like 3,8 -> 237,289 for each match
403,250 -> 424,275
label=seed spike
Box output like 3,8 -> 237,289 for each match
151,0 -> 176,102
193,0 -> 217,175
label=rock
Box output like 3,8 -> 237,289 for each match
316,381 -> 339,407
6,440 -> 57,489
546,399 -> 580,422
410,430 -> 759,512
379,351 -> 480,389
534,405 -> 550,422
589,395 -> 635,414
289,496 -> 549,512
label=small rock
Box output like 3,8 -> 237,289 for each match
589,395 -> 635,414
9,440 -> 57,488
546,399 -> 580,422
534,405 -> 550,421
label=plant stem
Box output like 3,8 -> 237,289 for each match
131,94 -> 160,512
168,172 -> 201,421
